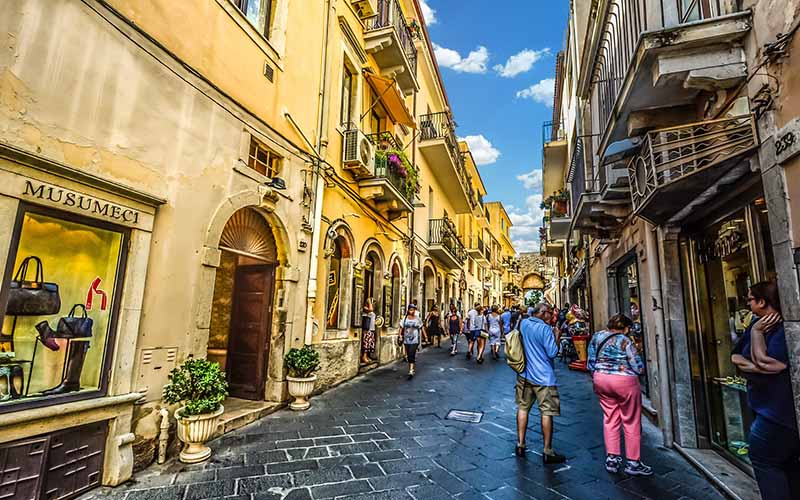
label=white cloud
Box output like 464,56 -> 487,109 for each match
516,169 -> 543,190
508,194 -> 544,254
516,78 -> 556,106
433,44 -> 490,74
458,134 -> 500,165
493,48 -> 550,78
419,0 -> 437,25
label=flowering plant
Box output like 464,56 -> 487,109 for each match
374,135 -> 420,200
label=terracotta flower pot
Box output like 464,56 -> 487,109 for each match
175,405 -> 224,464
553,199 -> 567,216
287,375 -> 317,411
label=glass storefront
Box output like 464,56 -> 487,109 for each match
680,197 -> 775,468
615,258 -> 649,396
0,207 -> 127,411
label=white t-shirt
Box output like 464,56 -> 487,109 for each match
467,309 -> 485,331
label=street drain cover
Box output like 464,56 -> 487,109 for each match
445,410 -> 483,423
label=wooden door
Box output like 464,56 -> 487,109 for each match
227,264 -> 275,400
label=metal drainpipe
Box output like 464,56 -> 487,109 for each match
304,0 -> 334,345
646,223 -> 674,447
408,90 -> 418,308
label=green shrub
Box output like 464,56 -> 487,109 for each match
284,345 -> 320,378
163,358 -> 228,417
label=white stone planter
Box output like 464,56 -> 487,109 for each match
287,375 -> 317,411
175,405 -> 224,464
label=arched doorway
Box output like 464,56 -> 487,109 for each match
324,225 -> 355,334
422,263 -> 436,316
208,208 -> 279,401
521,272 -> 546,307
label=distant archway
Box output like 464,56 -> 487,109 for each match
521,273 -> 545,292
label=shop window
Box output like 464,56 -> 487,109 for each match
233,0 -> 274,39
0,207 -> 127,411
247,138 -> 281,179
325,241 -> 343,330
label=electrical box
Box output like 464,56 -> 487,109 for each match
137,347 -> 178,402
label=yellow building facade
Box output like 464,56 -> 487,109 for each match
0,0 -> 515,495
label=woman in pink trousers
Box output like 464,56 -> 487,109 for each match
587,314 -> 652,476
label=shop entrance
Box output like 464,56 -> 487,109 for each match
613,256 -> 649,396
680,196 -> 775,469
208,208 -> 278,401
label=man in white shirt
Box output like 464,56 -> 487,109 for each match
465,302 -> 483,360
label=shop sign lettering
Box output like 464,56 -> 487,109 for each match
23,181 -> 140,224
775,118 -> 800,165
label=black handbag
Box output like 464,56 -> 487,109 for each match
6,256 -> 61,316
56,304 -> 93,339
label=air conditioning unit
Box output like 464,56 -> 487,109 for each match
343,129 -> 375,178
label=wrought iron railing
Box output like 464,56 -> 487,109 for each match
429,218 -> 467,265
366,133 -> 415,204
419,111 -> 471,198
628,115 -> 758,213
543,120 -> 566,144
467,235 -> 485,255
366,0 -> 418,78
592,0 -> 739,139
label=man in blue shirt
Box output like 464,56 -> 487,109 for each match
500,307 -> 512,343
515,303 -> 566,464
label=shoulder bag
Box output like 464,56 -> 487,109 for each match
56,304 -> 94,338
6,256 -> 61,316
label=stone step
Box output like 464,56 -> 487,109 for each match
214,398 -> 285,438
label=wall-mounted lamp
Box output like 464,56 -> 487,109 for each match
268,177 -> 287,190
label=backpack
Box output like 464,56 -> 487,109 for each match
505,326 -> 526,374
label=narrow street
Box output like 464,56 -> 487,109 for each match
83,342 -> 725,500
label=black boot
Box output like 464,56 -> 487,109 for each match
42,341 -> 89,395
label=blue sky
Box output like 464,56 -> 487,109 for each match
419,0 -> 569,253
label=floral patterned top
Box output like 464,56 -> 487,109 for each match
587,330 -> 644,377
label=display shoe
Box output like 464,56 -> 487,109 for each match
35,321 -> 60,351
42,341 -> 89,395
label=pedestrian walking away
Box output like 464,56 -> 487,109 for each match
475,305 -> 489,364
587,314 -> 651,476
515,303 -> 566,464
424,305 -> 444,348
399,304 -> 423,379
360,298 -> 376,365
731,281 -> 800,500
488,305 -> 504,360
500,307 -> 512,344
447,304 -> 462,356
465,303 -> 483,360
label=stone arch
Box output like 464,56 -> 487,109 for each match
422,259 -> 437,315
198,191 -> 294,403
385,253 -> 404,329
322,220 -> 355,335
356,238 -> 386,327
522,273 -> 546,291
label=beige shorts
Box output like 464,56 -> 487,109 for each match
515,376 -> 561,416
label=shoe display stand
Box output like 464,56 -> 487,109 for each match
0,316 -> 32,400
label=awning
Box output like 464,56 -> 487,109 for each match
364,72 -> 416,128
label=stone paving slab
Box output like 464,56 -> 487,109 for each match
81,341 -> 728,500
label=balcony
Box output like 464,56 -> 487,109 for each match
356,133 -> 415,220
466,236 -> 486,261
364,0 -> 418,95
418,112 -> 472,213
628,115 -> 758,225
569,139 -> 630,238
589,0 -> 750,154
428,217 -> 467,269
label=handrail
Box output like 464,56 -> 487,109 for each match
365,0 -> 418,78
429,218 -> 467,264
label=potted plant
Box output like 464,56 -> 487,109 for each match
163,358 -> 228,464
285,345 -> 320,410
552,189 -> 569,216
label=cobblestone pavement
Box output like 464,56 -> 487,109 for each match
83,340 -> 727,500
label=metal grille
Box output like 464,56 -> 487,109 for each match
445,410 -> 483,423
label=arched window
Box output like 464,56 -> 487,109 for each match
326,238 -> 343,329
388,261 -> 401,326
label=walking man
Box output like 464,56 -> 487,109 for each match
515,303 -> 566,464
466,302 -> 482,360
